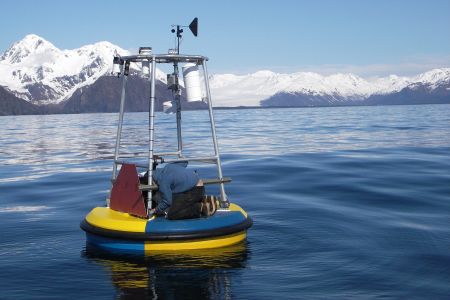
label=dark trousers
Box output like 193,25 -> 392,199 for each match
165,186 -> 205,220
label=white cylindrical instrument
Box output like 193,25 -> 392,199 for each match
182,63 -> 202,102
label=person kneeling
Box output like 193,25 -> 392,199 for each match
148,162 -> 216,220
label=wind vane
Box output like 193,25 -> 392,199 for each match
171,17 -> 198,54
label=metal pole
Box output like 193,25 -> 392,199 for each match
147,57 -> 156,215
201,60 -> 228,207
176,25 -> 181,55
112,66 -> 129,181
174,62 -> 183,156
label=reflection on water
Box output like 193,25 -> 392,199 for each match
83,242 -> 249,299
1,106 -> 449,183
1,106 -> 450,298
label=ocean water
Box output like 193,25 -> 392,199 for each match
0,104 -> 449,299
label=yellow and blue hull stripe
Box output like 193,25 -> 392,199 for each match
81,203 -> 252,253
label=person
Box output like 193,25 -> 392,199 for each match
148,162 -> 206,219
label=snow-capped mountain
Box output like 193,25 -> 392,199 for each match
209,68 -> 450,107
0,34 -> 165,105
0,34 -> 449,112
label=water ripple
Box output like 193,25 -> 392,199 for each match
0,105 -> 449,299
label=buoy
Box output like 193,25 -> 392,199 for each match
81,18 -> 252,254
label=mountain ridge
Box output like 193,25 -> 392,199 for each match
0,34 -> 449,114
210,68 -> 450,107
0,34 -> 167,106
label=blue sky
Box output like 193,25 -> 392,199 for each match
1,0 -> 449,76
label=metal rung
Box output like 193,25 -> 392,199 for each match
118,154 -> 148,159
139,177 -> 230,191
115,157 -> 218,169
155,152 -> 181,156
115,160 -> 148,169
201,177 -> 232,185
163,156 -> 218,164
139,184 -> 159,191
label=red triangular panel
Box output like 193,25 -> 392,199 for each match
110,164 -> 147,218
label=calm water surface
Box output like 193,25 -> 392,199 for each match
0,105 -> 449,299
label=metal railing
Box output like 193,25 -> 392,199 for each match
111,53 -> 230,217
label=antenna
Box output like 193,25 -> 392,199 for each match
171,17 -> 199,54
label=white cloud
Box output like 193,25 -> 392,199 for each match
301,56 -> 450,77
219,55 -> 450,78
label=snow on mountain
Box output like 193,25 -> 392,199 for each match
208,70 -> 395,107
411,68 -> 450,89
0,34 -> 165,105
209,68 -> 450,107
367,75 -> 412,95
1,34 -> 449,108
